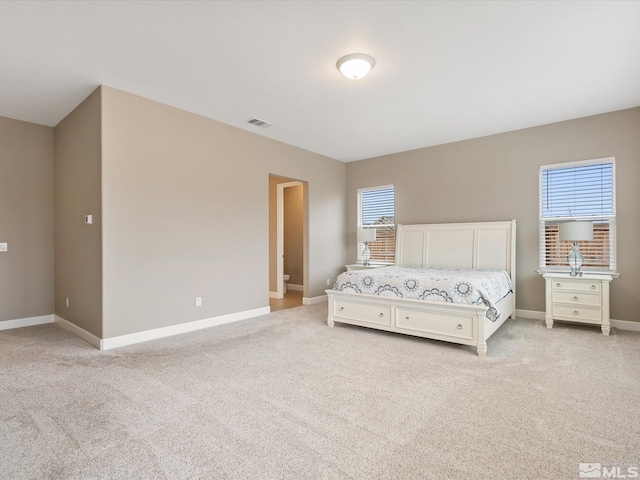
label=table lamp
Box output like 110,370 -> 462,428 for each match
357,228 -> 377,266
559,221 -> 593,276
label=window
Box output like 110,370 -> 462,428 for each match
539,158 -> 616,273
358,185 -> 395,263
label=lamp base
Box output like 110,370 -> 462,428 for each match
362,242 -> 371,266
568,243 -> 584,277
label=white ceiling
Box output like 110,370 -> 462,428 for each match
1,1 -> 639,162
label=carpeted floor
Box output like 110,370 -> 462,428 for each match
1,304 -> 639,480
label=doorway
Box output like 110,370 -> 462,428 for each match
268,175 -> 306,311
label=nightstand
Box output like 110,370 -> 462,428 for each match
345,264 -> 385,271
543,273 -> 612,335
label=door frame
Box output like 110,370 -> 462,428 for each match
275,181 -> 303,299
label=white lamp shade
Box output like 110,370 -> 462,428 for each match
357,228 -> 377,242
559,221 -> 593,241
336,54 -> 375,79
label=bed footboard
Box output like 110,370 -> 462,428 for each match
326,290 -> 514,356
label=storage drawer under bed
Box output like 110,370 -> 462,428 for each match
333,300 -> 392,326
396,307 -> 475,340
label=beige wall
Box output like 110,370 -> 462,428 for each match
102,87 -> 346,338
7,83 -> 636,343
0,116 -> 54,323
347,107 -> 640,323
54,88 -> 103,337
284,185 -> 304,286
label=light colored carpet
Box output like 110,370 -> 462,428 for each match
1,305 -> 639,480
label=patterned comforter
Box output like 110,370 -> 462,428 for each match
332,266 -> 513,321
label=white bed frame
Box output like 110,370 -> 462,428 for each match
326,220 -> 516,356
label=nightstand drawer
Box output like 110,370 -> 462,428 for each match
551,280 -> 600,292
552,305 -> 601,324
552,291 -> 601,307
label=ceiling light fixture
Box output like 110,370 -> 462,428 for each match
336,53 -> 375,79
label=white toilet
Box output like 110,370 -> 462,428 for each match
283,274 -> 290,293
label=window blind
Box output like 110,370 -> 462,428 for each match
358,185 -> 395,263
360,186 -> 395,226
539,159 -> 616,272
541,163 -> 613,218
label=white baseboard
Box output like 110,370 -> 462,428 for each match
54,315 -> 101,349
100,306 -> 271,350
303,295 -> 328,305
0,314 -> 54,331
611,319 -> 640,332
515,309 -> 545,321
269,291 -> 282,299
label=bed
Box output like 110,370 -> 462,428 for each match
326,220 -> 516,356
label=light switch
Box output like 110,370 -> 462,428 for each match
85,214 -> 93,225
0,243 -> 7,252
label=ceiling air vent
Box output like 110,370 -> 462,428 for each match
247,117 -> 274,129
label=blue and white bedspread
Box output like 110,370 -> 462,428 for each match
332,266 -> 513,322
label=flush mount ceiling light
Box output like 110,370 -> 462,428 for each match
336,53 -> 375,79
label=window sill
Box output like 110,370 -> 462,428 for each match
536,269 -> 620,278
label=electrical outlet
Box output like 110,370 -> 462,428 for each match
195,297 -> 202,307
0,243 -> 7,252
326,278 -> 331,286
65,297 -> 70,307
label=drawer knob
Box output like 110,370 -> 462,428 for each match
591,285 -> 597,289
406,316 -> 410,320
573,310 -> 579,315
339,307 -> 344,311
555,283 -> 561,287
379,313 -> 384,318
457,324 -> 463,330
573,296 -> 579,301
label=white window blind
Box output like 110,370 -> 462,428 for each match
539,158 -> 616,272
358,185 -> 395,263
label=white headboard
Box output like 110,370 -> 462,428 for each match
395,220 -> 517,281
